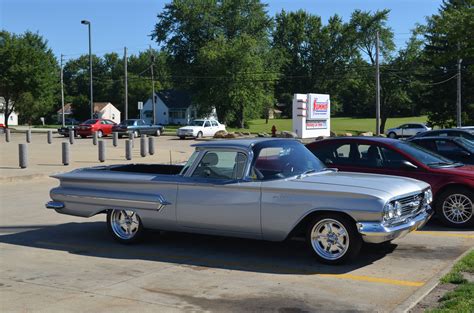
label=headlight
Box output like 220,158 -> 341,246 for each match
424,189 -> 433,204
383,201 -> 402,222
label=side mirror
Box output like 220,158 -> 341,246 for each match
459,150 -> 472,157
402,160 -> 418,169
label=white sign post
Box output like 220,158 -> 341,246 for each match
138,101 -> 143,119
292,93 -> 331,138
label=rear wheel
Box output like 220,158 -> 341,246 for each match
155,129 -> 161,137
436,187 -> 473,228
133,130 -> 140,138
179,136 -> 185,140
388,132 -> 397,139
107,209 -> 144,244
306,214 -> 361,264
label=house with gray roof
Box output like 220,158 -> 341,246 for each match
142,90 -> 216,125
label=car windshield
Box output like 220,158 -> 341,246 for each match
82,119 -> 98,125
190,120 -> 204,126
120,120 -> 136,126
394,141 -> 461,167
252,140 -> 326,180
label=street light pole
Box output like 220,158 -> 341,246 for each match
81,20 -> 93,119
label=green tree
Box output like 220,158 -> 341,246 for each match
152,0 -> 274,127
422,0 -> 474,127
0,31 -> 59,126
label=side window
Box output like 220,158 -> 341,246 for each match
414,140 -> 438,152
358,144 -> 383,168
191,151 -> 247,180
435,140 -> 463,153
100,120 -> 107,125
309,144 -> 336,165
204,121 -> 211,127
380,147 -> 408,168
211,121 -> 218,127
400,124 -> 408,129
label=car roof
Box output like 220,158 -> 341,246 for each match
309,136 -> 400,144
410,136 -> 458,140
192,138 -> 298,149
425,129 -> 468,133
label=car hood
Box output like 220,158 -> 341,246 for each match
431,164 -> 474,179
292,171 -> 429,199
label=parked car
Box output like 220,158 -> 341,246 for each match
408,137 -> 474,165
412,129 -> 474,142
112,119 -> 164,138
458,126 -> 474,135
57,119 -> 81,137
385,123 -> 431,139
177,119 -> 226,139
46,138 -> 433,264
306,137 -> 474,227
76,119 -> 116,138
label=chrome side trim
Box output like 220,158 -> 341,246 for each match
45,201 -> 65,210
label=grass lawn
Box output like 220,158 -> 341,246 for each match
430,250 -> 474,313
226,116 -> 427,135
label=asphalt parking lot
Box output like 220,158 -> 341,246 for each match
1,133 -> 473,312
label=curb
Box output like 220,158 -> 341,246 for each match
393,247 -> 474,313
0,173 -> 51,183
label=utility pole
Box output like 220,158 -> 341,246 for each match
375,31 -> 381,136
124,47 -> 128,121
60,54 -> 65,127
150,45 -> 156,125
456,43 -> 462,128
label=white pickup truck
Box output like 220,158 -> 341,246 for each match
177,119 -> 226,139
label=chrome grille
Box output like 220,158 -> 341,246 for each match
398,193 -> 424,218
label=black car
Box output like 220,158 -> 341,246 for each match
412,128 -> 474,142
112,119 -> 164,138
408,136 -> 474,165
57,119 -> 81,137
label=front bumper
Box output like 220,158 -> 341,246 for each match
357,207 -> 433,244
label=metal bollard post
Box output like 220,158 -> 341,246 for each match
69,129 -> 75,144
47,130 -> 53,144
19,144 -> 28,168
98,140 -> 106,162
26,130 -> 31,143
62,142 -> 69,165
148,136 -> 155,155
113,132 -> 118,147
5,128 -> 11,142
93,131 -> 98,145
129,132 -> 134,148
125,140 -> 132,160
140,136 -> 148,157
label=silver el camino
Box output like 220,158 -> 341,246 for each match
46,138 -> 433,264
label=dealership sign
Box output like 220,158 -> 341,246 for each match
306,120 -> 327,130
308,94 -> 330,120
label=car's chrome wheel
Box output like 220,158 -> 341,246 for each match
306,214 -> 361,264
107,209 -> 144,243
310,218 -> 349,261
442,193 -> 473,225
388,132 -> 396,139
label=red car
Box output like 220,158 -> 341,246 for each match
306,137 -> 474,228
76,119 -> 116,138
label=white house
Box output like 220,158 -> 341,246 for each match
142,90 -> 217,125
92,102 -> 121,124
56,103 -> 74,123
0,97 -> 18,126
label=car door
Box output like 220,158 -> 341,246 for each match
203,120 -> 213,137
434,139 -> 471,163
211,120 -> 219,135
176,149 -> 262,237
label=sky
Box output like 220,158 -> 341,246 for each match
1,0 -> 442,61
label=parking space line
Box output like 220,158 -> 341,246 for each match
317,274 -> 424,287
413,231 -> 474,239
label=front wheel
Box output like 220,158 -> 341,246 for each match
306,214 -> 362,264
388,132 -> 397,139
97,130 -> 103,138
436,187 -> 473,228
107,209 -> 145,244
196,131 -> 203,139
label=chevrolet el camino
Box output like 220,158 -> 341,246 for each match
46,139 -> 433,264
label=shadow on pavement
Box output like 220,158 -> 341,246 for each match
0,221 -> 397,275
417,217 -> 473,232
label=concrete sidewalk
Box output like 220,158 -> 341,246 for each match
0,132 -> 194,182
